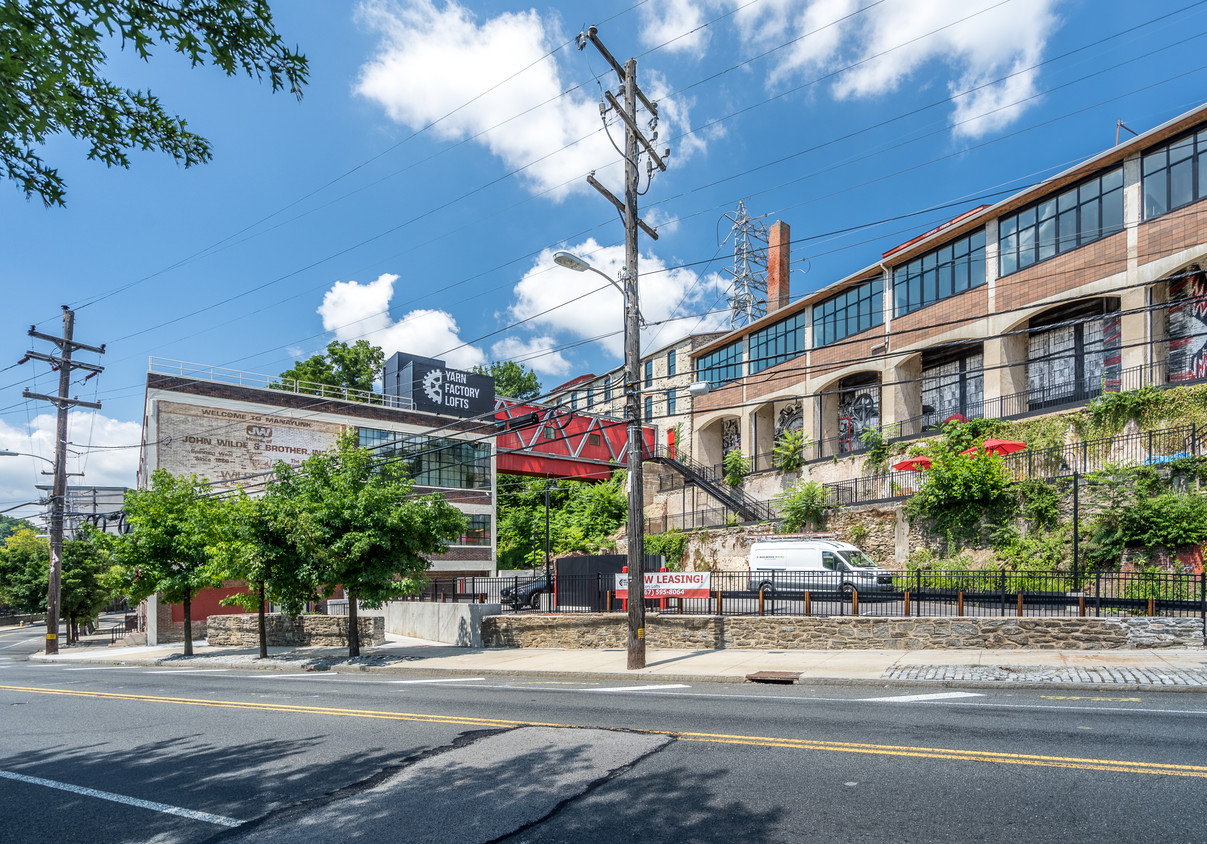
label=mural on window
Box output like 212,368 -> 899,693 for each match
1026,303 -> 1120,410
921,351 -> 984,429
837,382 -> 879,454
721,418 -> 741,456
1169,265 -> 1207,382
774,403 -> 803,440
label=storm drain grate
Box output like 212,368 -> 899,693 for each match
746,671 -> 801,685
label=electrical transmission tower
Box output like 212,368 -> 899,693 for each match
723,200 -> 769,328
577,26 -> 668,670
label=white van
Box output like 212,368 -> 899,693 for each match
747,538 -> 893,594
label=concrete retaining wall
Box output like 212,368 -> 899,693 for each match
482,615 -> 1205,650
381,601 -> 500,647
206,614 -> 384,647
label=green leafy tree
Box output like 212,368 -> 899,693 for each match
473,360 -> 542,400
212,491 -> 314,659
773,429 -> 807,473
113,470 -> 226,656
776,480 -> 829,532
270,431 -> 467,657
0,527 -> 49,612
278,340 -> 385,395
723,448 -> 751,487
494,472 -> 629,569
61,528 -> 117,643
4,0 -> 308,206
0,515 -> 37,542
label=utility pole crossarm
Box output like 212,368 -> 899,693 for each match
586,174 -> 659,240
27,327 -> 106,355
21,390 -> 103,410
22,349 -> 105,373
602,91 -> 668,172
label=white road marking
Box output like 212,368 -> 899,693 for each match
588,684 -> 691,693
257,673 -> 342,678
61,666 -> 132,671
858,691 -> 985,703
388,677 -> 486,684
144,669 -> 231,675
0,770 -> 241,827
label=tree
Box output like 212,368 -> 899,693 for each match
0,527 -> 49,612
213,491 -> 314,659
271,431 -> 466,657
776,480 -> 829,533
3,0 -> 308,206
113,470 -> 226,656
0,515 -> 37,542
278,340 -> 384,395
61,528 -> 116,643
473,360 -> 542,400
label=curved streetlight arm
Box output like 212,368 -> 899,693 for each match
0,449 -> 55,468
552,252 -> 645,325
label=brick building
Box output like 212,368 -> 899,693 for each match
137,361 -> 496,642
689,102 -> 1207,473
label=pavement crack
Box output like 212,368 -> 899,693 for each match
488,729 -> 676,844
200,727 -> 507,842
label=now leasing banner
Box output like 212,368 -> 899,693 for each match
615,571 -> 711,599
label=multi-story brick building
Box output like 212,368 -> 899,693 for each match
137,359 -> 496,642
689,102 -> 1207,474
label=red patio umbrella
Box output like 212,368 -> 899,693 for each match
892,456 -> 933,471
960,438 -> 1027,457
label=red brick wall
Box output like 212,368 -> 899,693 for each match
1138,201 -> 1207,265
995,232 -> 1126,313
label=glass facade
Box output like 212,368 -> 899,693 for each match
814,279 -> 884,347
893,231 -> 985,316
921,351 -> 984,429
1143,128 -> 1207,219
1026,305 -> 1121,409
750,311 -> 806,373
696,340 -> 744,389
999,168 -> 1123,276
454,513 -> 492,546
358,428 -> 491,490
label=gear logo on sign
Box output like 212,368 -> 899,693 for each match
422,368 -> 443,405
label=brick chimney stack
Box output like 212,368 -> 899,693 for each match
767,220 -> 790,313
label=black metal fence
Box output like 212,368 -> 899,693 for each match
409,569 -> 1207,625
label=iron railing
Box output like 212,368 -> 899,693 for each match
407,569 -> 1207,627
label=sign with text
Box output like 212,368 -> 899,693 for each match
615,571 -> 711,599
411,363 -> 495,418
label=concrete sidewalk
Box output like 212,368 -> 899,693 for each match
26,626 -> 1207,691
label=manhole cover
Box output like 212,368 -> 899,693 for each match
746,671 -> 801,685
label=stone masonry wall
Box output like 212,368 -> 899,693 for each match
481,614 -> 1203,650
207,614 -> 385,647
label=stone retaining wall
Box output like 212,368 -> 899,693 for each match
482,615 -> 1204,650
206,614 -> 384,647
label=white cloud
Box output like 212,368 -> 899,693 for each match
639,0 -> 716,54
643,0 -> 1063,138
489,335 -> 572,378
318,273 -> 487,370
354,0 -> 703,200
506,239 -> 730,364
0,412 -> 141,521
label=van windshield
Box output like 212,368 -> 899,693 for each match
840,550 -> 878,568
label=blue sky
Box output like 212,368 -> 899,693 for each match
3,0 -> 1207,515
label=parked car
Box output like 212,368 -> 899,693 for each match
747,538 -> 894,594
500,576 -> 553,609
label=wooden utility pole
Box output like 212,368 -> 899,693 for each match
22,307 -> 105,655
579,27 -> 668,669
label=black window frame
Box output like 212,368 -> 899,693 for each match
1143,127 -> 1207,220
696,340 -> 744,389
813,279 -> 883,348
750,310 -> 806,373
892,230 -> 985,317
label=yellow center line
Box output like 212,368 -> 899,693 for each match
2,683 -> 1201,779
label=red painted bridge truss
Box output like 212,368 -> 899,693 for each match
493,399 -> 656,480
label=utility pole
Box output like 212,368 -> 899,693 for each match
21,307 -> 105,655
579,26 -> 668,669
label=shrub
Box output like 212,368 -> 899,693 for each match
773,428 -> 806,473
776,479 -> 828,532
723,448 -> 751,487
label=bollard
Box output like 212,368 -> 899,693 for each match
903,592 -> 911,616
958,591 -> 964,616
758,588 -> 764,616
606,590 -> 613,613
717,590 -> 724,616
803,591 -> 811,616
851,589 -> 858,616
1148,598 -> 1156,617
1079,595 -> 1086,617
479,593 -> 486,604
1017,593 -> 1024,617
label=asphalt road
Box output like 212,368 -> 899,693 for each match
3,632 -> 1207,842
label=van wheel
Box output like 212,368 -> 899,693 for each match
840,583 -> 854,597
758,582 -> 775,595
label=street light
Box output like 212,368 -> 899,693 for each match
552,250 -> 648,669
0,449 -> 54,466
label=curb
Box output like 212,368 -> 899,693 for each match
25,652 -> 1207,693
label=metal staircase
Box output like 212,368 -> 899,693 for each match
648,446 -> 775,524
